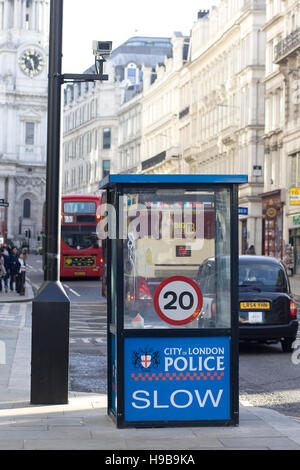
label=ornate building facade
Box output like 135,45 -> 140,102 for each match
262,0 -> 300,271
184,2 -> 266,254
0,0 -> 49,243
63,36 -> 173,190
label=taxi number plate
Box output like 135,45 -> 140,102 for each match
248,312 -> 263,323
240,302 -> 270,310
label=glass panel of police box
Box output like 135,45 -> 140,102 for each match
122,188 -> 231,329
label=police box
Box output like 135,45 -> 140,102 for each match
99,174 -> 247,428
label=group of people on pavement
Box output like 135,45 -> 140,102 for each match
0,244 -> 27,296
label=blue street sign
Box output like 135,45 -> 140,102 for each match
124,336 -> 230,422
239,207 -> 248,215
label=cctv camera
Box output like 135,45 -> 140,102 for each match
92,40 -> 113,57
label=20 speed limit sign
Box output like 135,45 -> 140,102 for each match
153,276 -> 203,326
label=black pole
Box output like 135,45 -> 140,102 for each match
44,0 -> 63,281
31,0 -> 70,405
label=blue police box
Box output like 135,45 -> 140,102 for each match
99,174 -> 247,428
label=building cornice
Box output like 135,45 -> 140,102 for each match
261,13 -> 283,32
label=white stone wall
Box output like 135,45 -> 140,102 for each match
0,0 -> 49,243
263,0 -> 300,250
183,0 -> 266,253
62,75 -> 121,195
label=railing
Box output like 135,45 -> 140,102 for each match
275,27 -> 300,62
141,151 -> 166,171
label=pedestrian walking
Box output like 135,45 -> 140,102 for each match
9,247 -> 20,292
16,252 -> 26,296
0,249 -> 8,294
0,247 -> 10,293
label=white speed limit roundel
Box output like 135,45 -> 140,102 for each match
153,276 -> 203,326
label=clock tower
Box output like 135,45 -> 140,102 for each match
0,0 -> 49,245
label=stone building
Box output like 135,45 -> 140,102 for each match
62,59 -> 120,196
62,36 -> 173,191
183,2 -> 266,254
119,4 -> 266,254
0,0 -> 49,244
139,33 -> 189,174
262,0 -> 300,270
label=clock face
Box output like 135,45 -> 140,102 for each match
19,49 -> 45,77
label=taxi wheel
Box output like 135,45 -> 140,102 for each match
281,337 -> 295,353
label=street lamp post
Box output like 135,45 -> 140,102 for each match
31,0 -> 69,405
31,0 -> 110,405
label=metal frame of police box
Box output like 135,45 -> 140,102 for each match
99,174 -> 247,429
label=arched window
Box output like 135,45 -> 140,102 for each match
126,63 -> 138,85
23,199 -> 31,218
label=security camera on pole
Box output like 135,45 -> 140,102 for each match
31,0 -> 110,405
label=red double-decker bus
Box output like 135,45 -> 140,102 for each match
60,195 -> 103,278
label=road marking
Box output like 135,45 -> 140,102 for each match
0,304 -> 9,317
70,337 -> 107,344
19,303 -> 27,328
69,288 -> 81,297
62,283 -> 80,297
240,398 -> 253,407
0,303 -> 28,329
29,281 -> 39,291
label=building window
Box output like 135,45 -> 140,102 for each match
23,199 -> 31,218
25,122 -> 35,145
290,153 -> 300,187
128,68 -> 136,84
102,160 -> 110,177
103,128 -> 111,149
126,63 -> 138,84
25,14 -> 29,29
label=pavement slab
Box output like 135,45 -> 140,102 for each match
1,282 -> 300,451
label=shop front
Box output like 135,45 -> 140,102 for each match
288,214 -> 300,274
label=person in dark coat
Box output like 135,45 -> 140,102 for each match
0,249 -> 7,293
16,252 -> 26,295
9,247 -> 19,291
0,247 -> 10,293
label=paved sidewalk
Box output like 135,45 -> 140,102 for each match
0,282 -> 34,303
289,274 -> 300,298
1,293 -> 300,450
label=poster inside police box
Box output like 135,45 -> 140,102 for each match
124,336 -> 230,422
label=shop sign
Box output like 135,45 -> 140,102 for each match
290,188 -> 300,205
293,214 -> 300,226
238,207 -> 248,215
124,336 -> 230,422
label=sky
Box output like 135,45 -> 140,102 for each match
62,0 -> 217,73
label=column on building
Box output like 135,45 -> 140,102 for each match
13,0 -> 19,29
3,0 -> 10,29
6,176 -> 16,239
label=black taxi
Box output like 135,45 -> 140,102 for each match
197,255 -> 298,352
238,255 -> 298,351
